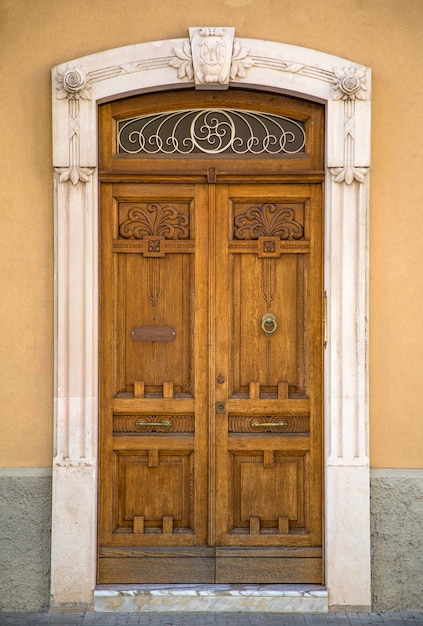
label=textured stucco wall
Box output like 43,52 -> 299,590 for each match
371,470 -> 423,611
1,0 -> 423,469
0,470 -> 52,612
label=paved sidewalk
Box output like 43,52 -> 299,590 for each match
0,612 -> 422,626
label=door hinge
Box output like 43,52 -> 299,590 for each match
323,291 -> 327,349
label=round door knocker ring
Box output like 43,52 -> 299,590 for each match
261,313 -> 278,337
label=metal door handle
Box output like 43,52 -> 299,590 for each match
136,419 -> 171,428
261,313 -> 277,336
251,419 -> 287,428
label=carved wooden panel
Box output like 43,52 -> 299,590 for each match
228,198 -> 309,397
116,451 -> 194,534
113,415 -> 195,433
228,415 -> 309,433
228,451 -> 307,534
119,202 -> 190,240
116,252 -> 193,395
234,203 -> 305,240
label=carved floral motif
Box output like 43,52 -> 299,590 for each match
234,204 -> 304,240
169,41 -> 194,80
330,166 -> 368,185
56,65 -> 91,100
55,165 -> 94,185
119,203 -> 189,239
230,40 -> 255,79
332,66 -> 367,101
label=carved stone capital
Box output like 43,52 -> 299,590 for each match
55,166 -> 95,185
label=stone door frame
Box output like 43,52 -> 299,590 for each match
51,29 -> 371,609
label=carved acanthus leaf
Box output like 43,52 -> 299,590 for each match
234,204 -> 304,240
230,40 -> 255,79
169,40 -> 194,80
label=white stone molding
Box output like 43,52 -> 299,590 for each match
52,30 -> 371,610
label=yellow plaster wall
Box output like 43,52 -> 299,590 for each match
1,0 -> 422,467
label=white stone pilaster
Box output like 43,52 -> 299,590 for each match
52,172 -> 98,607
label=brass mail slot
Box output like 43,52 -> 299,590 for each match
130,325 -> 176,342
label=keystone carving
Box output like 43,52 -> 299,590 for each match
170,27 -> 254,88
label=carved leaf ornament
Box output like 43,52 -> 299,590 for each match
234,204 -> 304,240
119,203 -> 189,240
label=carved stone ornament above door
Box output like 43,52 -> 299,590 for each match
52,27 -> 370,186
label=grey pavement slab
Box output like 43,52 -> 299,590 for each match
0,613 -> 423,626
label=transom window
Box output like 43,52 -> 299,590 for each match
117,108 -> 306,156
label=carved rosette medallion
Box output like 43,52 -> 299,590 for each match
332,66 -> 367,101
56,65 -> 91,101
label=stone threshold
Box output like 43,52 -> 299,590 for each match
94,584 -> 328,612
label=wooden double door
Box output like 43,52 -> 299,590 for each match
98,91 -> 324,585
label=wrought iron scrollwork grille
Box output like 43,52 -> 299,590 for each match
117,108 -> 306,156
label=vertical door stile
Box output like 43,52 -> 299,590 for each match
207,180 -> 217,547
98,182 -> 114,544
194,183 -> 209,546
214,184 -> 230,547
